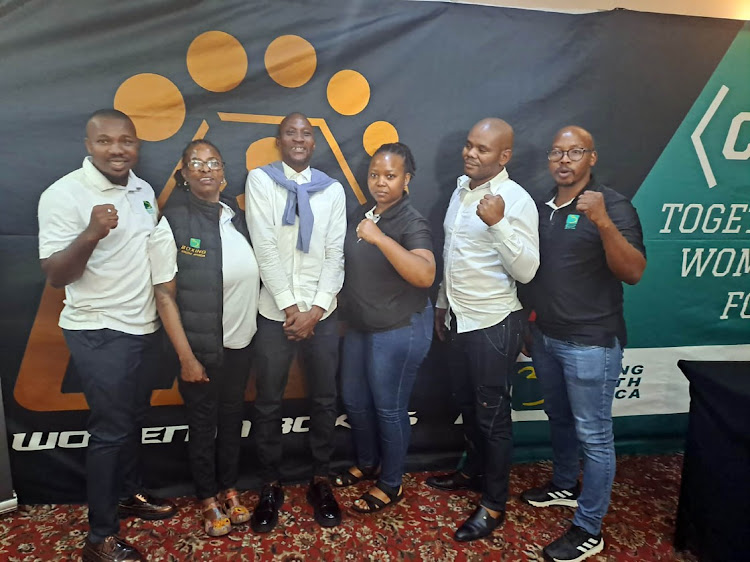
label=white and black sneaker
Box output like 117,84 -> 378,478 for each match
521,481 -> 580,508
543,524 -> 604,562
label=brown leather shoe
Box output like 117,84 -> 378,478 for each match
118,492 -> 177,520
81,536 -> 144,561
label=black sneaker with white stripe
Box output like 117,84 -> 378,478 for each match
543,524 -> 603,562
521,481 -> 580,507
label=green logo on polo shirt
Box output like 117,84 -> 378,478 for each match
565,214 -> 580,229
189,238 -> 201,249
143,200 -> 155,214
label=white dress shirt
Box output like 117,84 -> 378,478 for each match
38,157 -> 159,335
245,161 -> 346,322
436,168 -> 539,333
148,202 -> 260,348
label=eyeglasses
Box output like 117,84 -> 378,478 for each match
547,148 -> 593,162
187,158 -> 224,171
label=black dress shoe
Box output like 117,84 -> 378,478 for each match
250,483 -> 284,533
425,471 -> 482,492
82,535 -> 144,561
117,493 -> 177,520
454,506 -> 505,542
307,480 -> 341,527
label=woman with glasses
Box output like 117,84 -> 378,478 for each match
148,140 -> 259,536
334,142 -> 435,513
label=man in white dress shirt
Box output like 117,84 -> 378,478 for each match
426,118 -> 540,542
245,112 -> 346,532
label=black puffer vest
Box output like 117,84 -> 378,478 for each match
161,188 -> 251,368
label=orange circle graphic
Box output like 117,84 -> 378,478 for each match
327,70 -> 370,116
114,73 -> 185,142
187,31 -> 248,92
264,35 -> 317,88
246,137 -> 281,171
363,121 -> 399,156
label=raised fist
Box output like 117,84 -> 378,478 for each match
476,194 -> 505,226
86,204 -> 118,240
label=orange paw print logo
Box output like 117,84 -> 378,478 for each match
114,31 -> 398,208
16,32 -> 397,412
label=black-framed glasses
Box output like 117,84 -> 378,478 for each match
547,148 -> 593,162
187,158 -> 224,171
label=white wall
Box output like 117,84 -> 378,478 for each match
410,0 -> 750,21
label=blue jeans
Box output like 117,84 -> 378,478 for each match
530,324 -> 623,535
340,304 -> 433,488
63,328 -> 160,543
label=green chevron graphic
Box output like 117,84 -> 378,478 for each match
627,22 -> 750,349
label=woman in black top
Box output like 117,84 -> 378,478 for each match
334,143 -> 435,512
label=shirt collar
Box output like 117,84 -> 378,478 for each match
282,161 -> 312,182
545,196 -> 576,211
83,157 -> 141,193
545,175 -> 598,210
219,201 -> 235,223
371,193 -> 410,220
457,167 -> 510,194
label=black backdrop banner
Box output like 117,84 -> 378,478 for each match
0,0 -> 746,502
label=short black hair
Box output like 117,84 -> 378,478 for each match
277,112 -> 310,137
372,142 -> 416,177
86,109 -> 134,134
173,139 -> 224,188
180,139 -> 223,165
87,108 -> 132,123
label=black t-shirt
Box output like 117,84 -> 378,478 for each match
522,178 -> 646,347
341,194 -> 433,332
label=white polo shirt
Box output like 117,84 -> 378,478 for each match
38,157 -> 159,335
148,203 -> 260,349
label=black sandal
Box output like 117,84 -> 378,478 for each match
332,466 -> 379,488
351,481 -> 403,514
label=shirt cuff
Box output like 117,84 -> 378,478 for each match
312,291 -> 335,312
435,289 -> 449,309
273,289 -> 298,312
488,216 -> 514,240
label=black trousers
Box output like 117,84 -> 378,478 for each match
252,313 -> 339,484
446,310 -> 525,512
178,345 -> 252,500
63,328 -> 160,543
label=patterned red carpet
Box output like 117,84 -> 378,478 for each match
1,454 -> 697,561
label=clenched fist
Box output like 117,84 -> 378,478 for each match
86,204 -> 118,240
576,191 -> 609,228
476,194 -> 505,226
355,218 -> 384,245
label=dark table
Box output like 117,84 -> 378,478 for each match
675,360 -> 750,562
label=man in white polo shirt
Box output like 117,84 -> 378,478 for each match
38,109 -> 175,562
426,117 -> 539,542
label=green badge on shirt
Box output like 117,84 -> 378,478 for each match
143,200 -> 155,214
189,238 -> 201,249
565,214 -> 580,230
